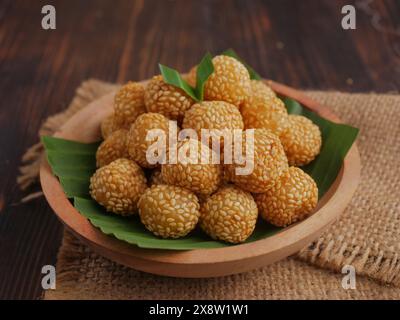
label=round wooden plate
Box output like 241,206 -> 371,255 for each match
40,80 -> 361,278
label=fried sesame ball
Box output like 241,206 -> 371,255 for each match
255,167 -> 318,227
148,168 -> 164,186
182,101 -> 244,142
138,184 -> 200,238
225,129 -> 288,193
90,158 -> 148,216
279,115 -> 322,166
204,55 -> 251,107
127,112 -> 170,168
185,65 -> 197,87
200,186 -> 258,243
101,113 -> 116,139
96,129 -> 129,168
249,79 -> 276,101
241,82 -> 289,136
113,82 -> 146,130
161,139 -> 222,195
144,75 -> 194,122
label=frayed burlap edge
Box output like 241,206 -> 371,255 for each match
20,79 -> 400,288
298,237 -> 400,286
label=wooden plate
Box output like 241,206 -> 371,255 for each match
40,80 -> 361,278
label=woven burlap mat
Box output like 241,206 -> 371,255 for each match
19,79 -> 400,299
44,231 -> 400,300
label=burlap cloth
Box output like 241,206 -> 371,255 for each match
19,80 -> 400,299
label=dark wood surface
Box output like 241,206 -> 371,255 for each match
0,0 -> 399,300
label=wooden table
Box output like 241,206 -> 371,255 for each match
0,0 -> 399,299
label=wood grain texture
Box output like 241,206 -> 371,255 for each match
0,0 -> 398,298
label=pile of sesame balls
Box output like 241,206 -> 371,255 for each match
91,55 -> 321,244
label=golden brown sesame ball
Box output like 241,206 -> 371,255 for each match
241,81 -> 289,136
161,139 -> 222,195
255,167 -> 318,227
204,55 -> 251,107
185,65 -> 197,87
148,168 -> 164,186
90,158 -> 148,216
114,82 -> 146,130
249,80 -> 276,101
101,113 -> 116,139
279,115 -> 322,166
225,129 -> 288,193
144,75 -> 194,122
200,186 -> 258,243
127,112 -> 170,168
96,129 -> 129,168
182,101 -> 244,141
138,184 -> 200,238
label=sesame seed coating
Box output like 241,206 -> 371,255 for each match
91,61 -> 325,243
241,81 -> 289,136
182,101 -> 244,139
96,129 -> 129,168
161,139 -> 222,195
126,112 -> 170,168
225,129 -> 289,193
114,82 -> 146,130
204,55 -> 251,107
144,75 -> 194,122
200,185 -> 258,243
248,80 -> 276,101
255,167 -> 318,227
90,158 -> 148,216
185,66 -> 197,87
138,184 -> 200,238
101,113 -> 116,139
280,115 -> 322,166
